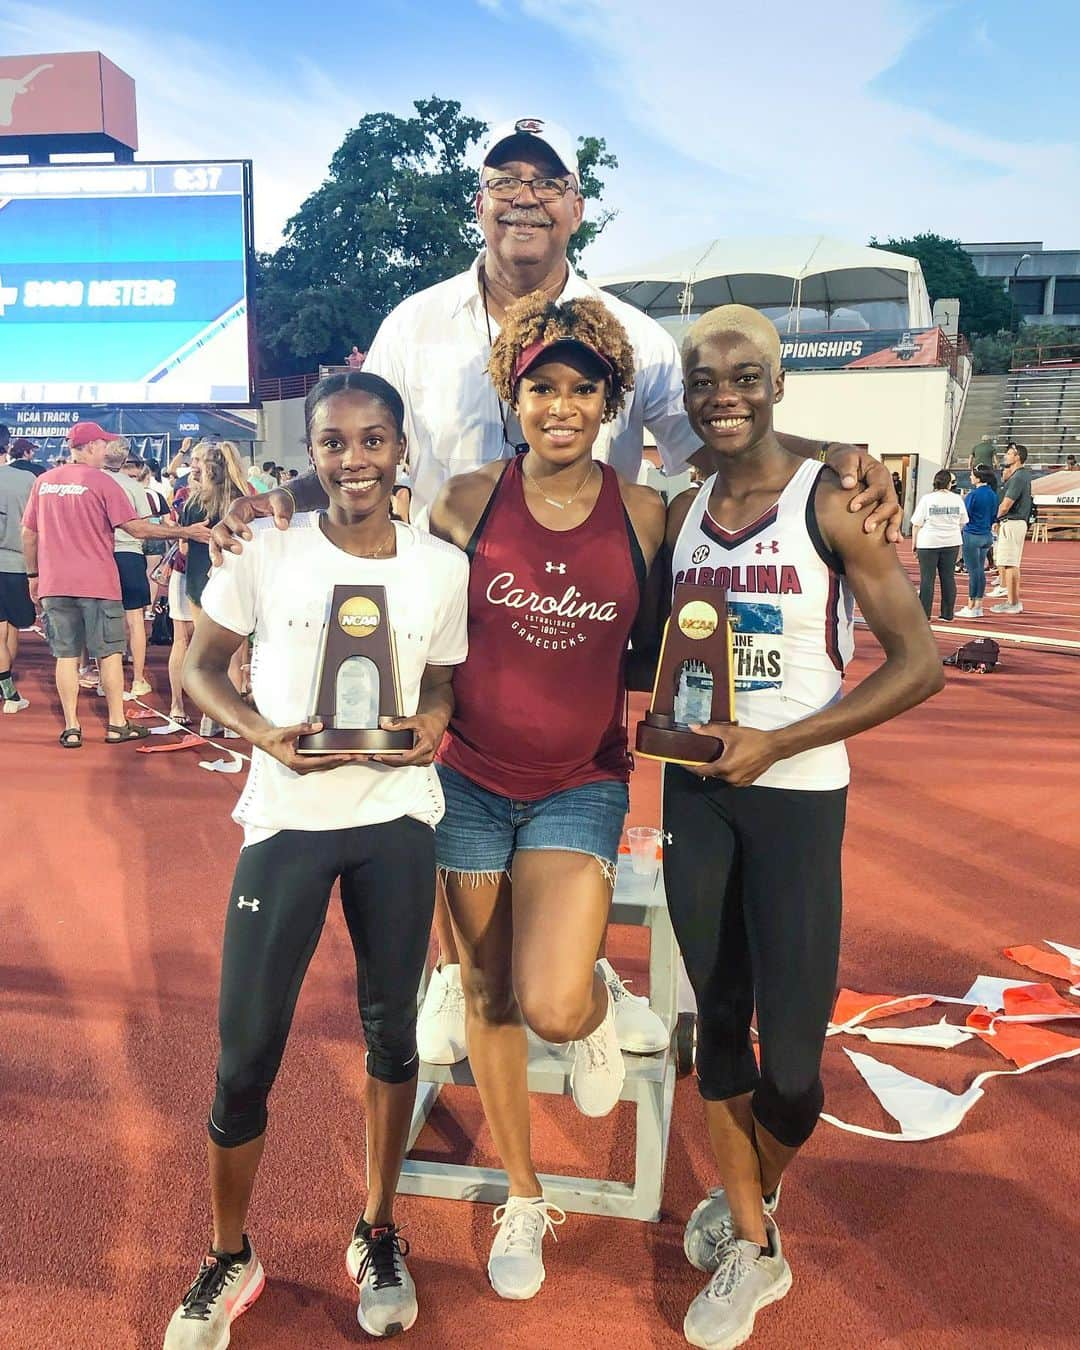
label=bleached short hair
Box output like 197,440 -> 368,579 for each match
681,304 -> 781,372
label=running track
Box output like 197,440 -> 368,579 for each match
2,573 -> 1078,1348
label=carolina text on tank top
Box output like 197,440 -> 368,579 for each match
439,456 -> 647,800
670,457 -> 855,791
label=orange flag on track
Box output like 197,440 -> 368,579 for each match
1003,945 -> 1075,982
1001,983 -> 1080,1021
831,990 -> 936,1026
969,1018 -> 1080,1068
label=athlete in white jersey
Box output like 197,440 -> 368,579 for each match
670,455 -> 854,790
632,306 -> 942,1350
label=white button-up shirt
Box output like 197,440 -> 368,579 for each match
362,254 -> 700,523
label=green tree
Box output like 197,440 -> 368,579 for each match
868,232 -> 1013,339
256,99 -> 619,376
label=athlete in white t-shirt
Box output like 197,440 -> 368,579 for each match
162,373 -> 469,1348
634,307 -> 943,1350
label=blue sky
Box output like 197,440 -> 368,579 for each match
1,0 -> 1077,278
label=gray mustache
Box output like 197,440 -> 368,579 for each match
498,210 -> 551,226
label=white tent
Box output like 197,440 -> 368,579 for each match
1033,470 -> 1080,504
598,235 -> 932,333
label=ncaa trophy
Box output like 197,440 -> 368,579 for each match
635,581 -> 736,764
297,585 -> 415,756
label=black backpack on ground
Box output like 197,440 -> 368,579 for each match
943,637 -> 1000,673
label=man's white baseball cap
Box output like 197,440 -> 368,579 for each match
482,117 -> 580,180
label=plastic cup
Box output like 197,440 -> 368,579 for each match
627,825 -> 661,877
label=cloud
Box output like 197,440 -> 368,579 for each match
0,2 -> 361,250
513,0 -> 1080,271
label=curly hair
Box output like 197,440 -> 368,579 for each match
488,292 -> 635,422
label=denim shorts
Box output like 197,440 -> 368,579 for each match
435,762 -> 629,879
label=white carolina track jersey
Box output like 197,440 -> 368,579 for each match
670,458 -> 855,790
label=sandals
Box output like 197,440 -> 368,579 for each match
169,712 -> 192,727
59,727 -> 83,749
105,722 -> 151,744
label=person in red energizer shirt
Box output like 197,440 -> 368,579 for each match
21,421 -> 210,747
427,294 -> 666,1301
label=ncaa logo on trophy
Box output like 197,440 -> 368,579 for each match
297,585 -> 415,757
636,582 -> 736,765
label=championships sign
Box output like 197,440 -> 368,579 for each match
780,327 -> 945,371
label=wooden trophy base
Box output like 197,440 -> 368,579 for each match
296,727 -> 416,756
635,713 -> 728,766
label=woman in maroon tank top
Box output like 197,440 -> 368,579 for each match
428,295 -> 666,1298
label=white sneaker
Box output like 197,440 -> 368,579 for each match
487,1196 -> 566,1300
198,715 -> 223,737
125,678 -> 153,698
683,1215 -> 792,1349
597,958 -> 668,1054
346,1219 -> 418,1337
570,985 -> 625,1117
2,696 -> 29,713
990,601 -> 1023,614
955,605 -> 983,619
416,964 -> 467,1065
684,1180 -> 782,1273
163,1236 -> 265,1349
987,585 -> 1008,597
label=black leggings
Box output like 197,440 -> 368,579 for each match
917,546 -> 959,620
663,770 -> 847,1148
209,817 -> 435,1148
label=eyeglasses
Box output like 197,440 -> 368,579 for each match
483,175 -> 575,202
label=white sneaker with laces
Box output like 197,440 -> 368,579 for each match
416,964 -> 467,1065
125,678 -> 153,698
684,1180 -> 782,1273
987,585 -> 1008,598
570,985 -> 625,1116
487,1196 -> 566,1300
597,957 -> 669,1054
990,601 -> 1023,614
955,605 -> 983,619
345,1219 -> 418,1337
683,1215 -> 792,1349
163,1236 -> 265,1349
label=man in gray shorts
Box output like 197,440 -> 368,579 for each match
20,421 -> 210,747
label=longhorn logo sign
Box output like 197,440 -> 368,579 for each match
0,63 -> 53,128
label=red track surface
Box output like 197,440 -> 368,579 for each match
897,538 -> 1080,649
2,611 -> 1078,1349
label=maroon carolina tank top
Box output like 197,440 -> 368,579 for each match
439,456 -> 644,800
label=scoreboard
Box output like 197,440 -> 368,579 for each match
0,160 -> 254,405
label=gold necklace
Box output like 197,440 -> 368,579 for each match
522,460 -> 596,510
347,522 -> 397,558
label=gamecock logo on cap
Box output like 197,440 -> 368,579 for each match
515,118 -> 545,133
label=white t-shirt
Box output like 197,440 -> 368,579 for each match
912,491 -> 972,548
363,253 -> 701,524
200,514 -> 469,841
911,490 -> 967,549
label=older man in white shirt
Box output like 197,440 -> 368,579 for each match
213,115 -> 900,1065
